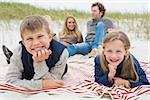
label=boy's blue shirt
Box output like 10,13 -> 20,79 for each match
94,55 -> 150,88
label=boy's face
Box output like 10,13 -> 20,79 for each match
22,28 -> 52,55
91,6 -> 103,20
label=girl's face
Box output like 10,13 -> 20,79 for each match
104,40 -> 127,66
67,18 -> 75,31
22,27 -> 52,55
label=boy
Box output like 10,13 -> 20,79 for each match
5,15 -> 68,90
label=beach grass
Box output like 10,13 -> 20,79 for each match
0,2 -> 149,21
0,2 -> 149,39
0,2 -> 90,21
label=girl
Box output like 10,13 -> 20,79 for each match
94,31 -> 149,88
59,16 -> 83,46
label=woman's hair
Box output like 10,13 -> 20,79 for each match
91,2 -> 106,17
20,15 -> 50,38
60,16 -> 82,42
42,15 -> 52,31
100,31 -> 139,82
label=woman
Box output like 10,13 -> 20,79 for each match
59,16 -> 83,46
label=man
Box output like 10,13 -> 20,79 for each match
67,2 -> 113,57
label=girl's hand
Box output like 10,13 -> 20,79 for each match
42,80 -> 64,89
108,64 -> 117,82
32,49 -> 52,63
114,77 -> 130,88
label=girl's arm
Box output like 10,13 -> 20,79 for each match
94,56 -> 114,87
130,56 -> 150,87
114,77 -> 130,88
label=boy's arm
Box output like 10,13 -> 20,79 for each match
5,45 -> 43,90
41,48 -> 68,80
94,56 -> 114,87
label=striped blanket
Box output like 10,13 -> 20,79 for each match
0,80 -> 150,99
0,55 -> 150,99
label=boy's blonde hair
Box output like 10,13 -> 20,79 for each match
20,15 -> 51,38
100,31 -> 139,82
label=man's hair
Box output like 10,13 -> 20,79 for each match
91,2 -> 106,17
20,15 -> 50,38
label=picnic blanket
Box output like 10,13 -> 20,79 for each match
0,55 -> 150,100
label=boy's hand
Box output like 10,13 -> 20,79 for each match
42,80 -> 64,89
114,77 -> 130,88
108,64 -> 117,82
32,48 -> 52,63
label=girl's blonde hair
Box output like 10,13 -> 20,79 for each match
60,16 -> 82,42
100,31 -> 139,82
